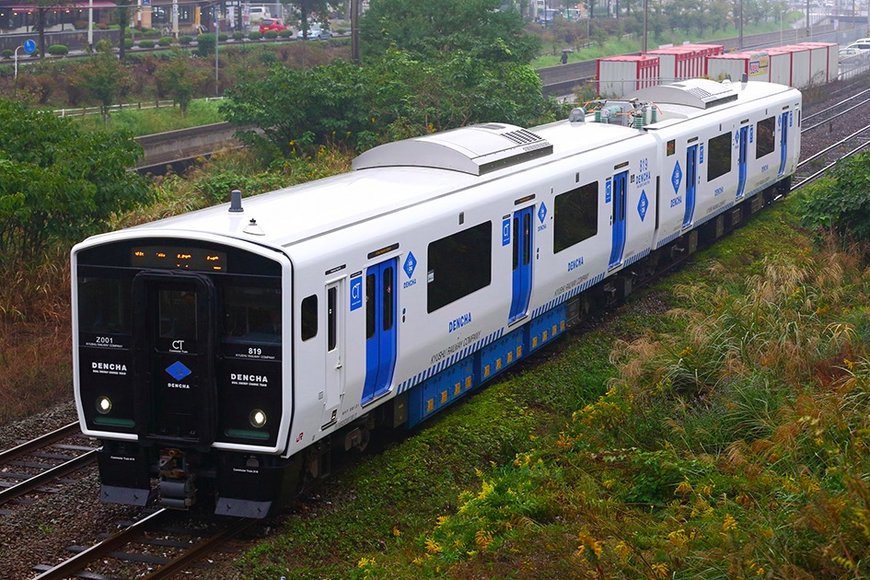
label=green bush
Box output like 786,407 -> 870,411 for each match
248,31 -> 262,40
123,39 -> 134,49
219,32 -> 228,41
142,28 -> 161,37
47,44 -> 69,56
1,49 -> 12,59
139,39 -> 156,49
195,33 -> 216,57
278,29 -> 293,38
264,30 -> 279,39
799,152 -> 870,244
232,31 -> 245,41
179,35 -> 193,45
158,36 -> 173,46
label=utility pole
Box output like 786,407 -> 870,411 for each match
738,0 -> 743,49
351,0 -> 360,64
642,0 -> 648,52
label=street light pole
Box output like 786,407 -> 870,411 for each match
14,45 -> 21,79
87,0 -> 93,50
214,6 -> 219,96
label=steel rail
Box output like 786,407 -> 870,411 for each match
802,88 -> 870,124
802,97 -> 870,133
0,449 -> 98,506
793,139 -> 870,190
0,422 -> 80,465
797,123 -> 870,169
34,508 -> 171,580
144,518 -> 256,579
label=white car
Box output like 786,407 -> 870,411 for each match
296,24 -> 331,40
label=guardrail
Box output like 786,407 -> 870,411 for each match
54,96 -> 225,118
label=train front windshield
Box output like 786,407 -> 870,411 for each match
75,238 -> 285,448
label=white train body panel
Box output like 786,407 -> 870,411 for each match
71,79 -> 801,515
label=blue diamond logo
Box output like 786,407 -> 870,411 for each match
166,361 -> 192,381
671,161 -> 682,193
637,190 -> 649,221
403,252 -> 417,279
538,203 -> 547,223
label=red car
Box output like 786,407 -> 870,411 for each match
259,18 -> 287,33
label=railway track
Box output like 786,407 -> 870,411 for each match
793,122 -> 870,189
801,88 -> 870,132
0,422 -> 97,513
33,508 -> 255,579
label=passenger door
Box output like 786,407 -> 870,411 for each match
777,111 -> 789,176
323,280 -> 344,428
736,125 -> 748,199
509,206 -> 534,323
362,259 -> 397,405
608,171 -> 628,269
683,145 -> 698,229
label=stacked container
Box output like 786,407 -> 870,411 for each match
767,47 -> 796,86
797,42 -> 838,84
706,52 -> 770,82
596,55 -> 660,97
646,44 -> 723,83
778,45 -> 812,88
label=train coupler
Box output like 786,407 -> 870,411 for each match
158,448 -> 197,509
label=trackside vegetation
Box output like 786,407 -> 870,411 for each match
233,178 -> 868,577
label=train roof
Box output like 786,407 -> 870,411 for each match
120,80 -> 797,252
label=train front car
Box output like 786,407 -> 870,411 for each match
72,232 -> 292,518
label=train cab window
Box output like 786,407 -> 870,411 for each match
707,132 -> 732,181
554,182 -> 598,253
222,285 -> 281,343
756,116 -> 775,159
159,289 -> 198,341
427,221 -> 492,313
666,140 -> 675,156
77,275 -> 130,334
301,295 -> 318,341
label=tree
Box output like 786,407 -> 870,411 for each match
33,0 -> 74,58
117,0 -> 133,62
282,0 -> 336,39
155,50 -> 211,116
69,40 -> 132,122
0,98 -> 150,267
220,49 -> 565,160
359,0 -> 539,64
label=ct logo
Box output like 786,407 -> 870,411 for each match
172,340 -> 185,351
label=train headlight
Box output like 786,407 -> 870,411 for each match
249,409 -> 267,428
96,396 -> 112,414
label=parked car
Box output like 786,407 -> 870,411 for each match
296,24 -> 331,40
259,18 -> 287,33
248,6 -> 270,24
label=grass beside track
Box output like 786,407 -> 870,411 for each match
236,192 -> 869,578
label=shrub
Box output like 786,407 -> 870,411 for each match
179,35 -> 193,45
47,44 -> 69,56
219,32 -> 228,42
123,38 -> 134,49
248,31 -> 262,40
1,49 -> 12,59
74,19 -> 88,30
264,30 -> 279,39
232,31 -> 245,41
139,39 -> 156,49
195,33 -> 216,57
158,36 -> 173,46
142,27 -> 161,38
799,152 -> 870,245
278,29 -> 293,38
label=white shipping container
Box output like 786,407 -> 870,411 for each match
596,56 -> 660,97
780,45 -> 811,88
707,52 -> 770,83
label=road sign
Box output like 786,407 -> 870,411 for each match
23,39 -> 36,54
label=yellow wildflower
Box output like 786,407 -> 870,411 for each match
674,479 -> 693,496
392,526 -> 401,537
614,540 -> 631,560
475,529 -> 493,550
722,513 -> 738,532
425,537 -> 442,554
651,562 -> 669,578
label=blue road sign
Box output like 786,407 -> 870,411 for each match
23,39 -> 36,54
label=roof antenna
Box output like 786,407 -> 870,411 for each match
741,73 -> 749,84
229,189 -> 243,213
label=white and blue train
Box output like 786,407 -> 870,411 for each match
72,78 -> 801,517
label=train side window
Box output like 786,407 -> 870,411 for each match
666,140 -> 675,156
554,181 -> 598,253
301,295 -> 317,341
366,274 -> 376,339
327,287 -> 337,351
383,266 -> 394,331
755,116 -> 775,159
707,131 -> 732,181
427,221 -> 492,313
